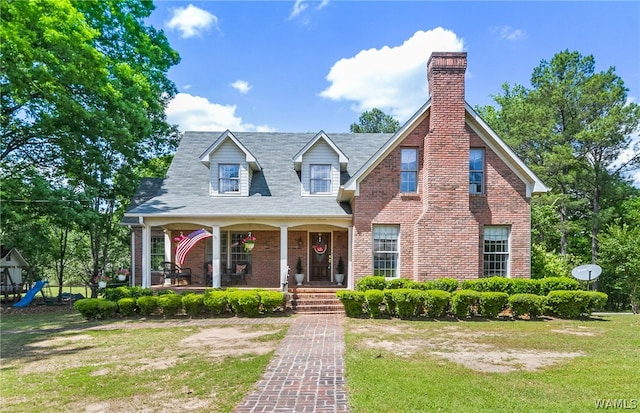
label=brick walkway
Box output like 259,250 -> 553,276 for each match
233,314 -> 350,413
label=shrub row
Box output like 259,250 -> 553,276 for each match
74,289 -> 285,320
337,289 -> 607,320
355,276 -> 583,296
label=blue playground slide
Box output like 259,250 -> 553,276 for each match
13,280 -> 48,308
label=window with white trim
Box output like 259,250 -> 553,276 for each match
219,164 -> 240,193
483,226 -> 509,276
469,148 -> 484,194
400,148 -> 418,193
150,236 -> 164,271
310,164 -> 331,194
373,225 -> 399,278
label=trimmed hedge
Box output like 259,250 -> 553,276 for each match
364,289 -> 385,318
356,276 -> 386,292
545,290 -> 608,318
425,278 -> 459,293
424,290 -> 451,318
117,297 -> 137,316
508,294 -> 545,318
451,290 -> 481,318
479,292 -> 509,318
157,294 -> 184,316
203,290 -> 230,315
228,290 -> 261,316
74,298 -> 117,320
137,295 -> 159,316
182,293 -> 205,316
336,290 -> 365,316
259,291 -> 284,313
391,289 -> 424,318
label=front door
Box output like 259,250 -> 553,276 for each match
310,232 -> 331,281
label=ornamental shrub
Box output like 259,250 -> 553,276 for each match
479,292 -> 509,318
508,294 -> 545,318
117,297 -> 137,316
545,290 -> 605,318
203,290 -> 230,315
364,289 -> 385,318
450,290 -> 481,318
74,298 -> 117,320
229,290 -> 261,316
182,293 -> 205,316
101,286 -> 130,302
511,279 -> 541,295
356,276 -> 386,292
423,290 -> 451,318
429,278 -> 459,293
137,295 -> 158,316
336,290 -> 365,317
157,294 -> 183,316
538,277 -> 582,295
259,291 -> 284,313
391,289 -> 424,318
382,289 -> 396,316
386,278 -> 412,290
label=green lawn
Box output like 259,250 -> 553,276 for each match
2,309 -> 638,413
0,309 -> 290,412
343,315 -> 640,413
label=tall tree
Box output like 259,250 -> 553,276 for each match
477,50 -> 640,262
350,108 -> 401,133
0,0 -> 180,292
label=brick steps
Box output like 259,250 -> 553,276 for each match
288,288 -> 345,314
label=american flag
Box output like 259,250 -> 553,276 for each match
175,229 -> 213,264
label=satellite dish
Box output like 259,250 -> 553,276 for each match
571,264 -> 602,281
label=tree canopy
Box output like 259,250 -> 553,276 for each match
350,108 -> 401,133
0,0 -> 180,295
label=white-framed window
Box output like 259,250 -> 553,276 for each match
219,164 -> 240,193
310,164 -> 331,194
400,148 -> 418,193
469,148 -> 484,194
483,226 -> 510,276
150,236 -> 165,271
373,225 -> 399,278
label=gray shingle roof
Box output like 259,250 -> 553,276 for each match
125,132 -> 393,219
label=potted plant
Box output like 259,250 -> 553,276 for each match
97,274 -> 111,288
335,256 -> 345,286
294,257 -> 304,286
242,232 -> 256,251
115,268 -> 129,281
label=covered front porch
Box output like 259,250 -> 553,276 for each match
129,218 -> 353,290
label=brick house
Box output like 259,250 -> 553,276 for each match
124,52 -> 547,289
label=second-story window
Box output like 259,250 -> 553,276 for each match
219,164 -> 240,193
400,148 -> 418,193
310,164 -> 331,194
469,148 -> 484,194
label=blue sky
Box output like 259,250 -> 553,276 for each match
147,1 -> 640,181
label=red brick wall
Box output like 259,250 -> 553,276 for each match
352,52 -> 531,284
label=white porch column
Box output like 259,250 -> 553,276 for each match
211,225 -> 221,288
130,228 -> 136,286
164,230 -> 172,262
141,225 -> 152,288
280,225 -> 289,290
348,225 -> 354,290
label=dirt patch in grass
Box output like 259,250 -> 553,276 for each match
361,324 -> 584,373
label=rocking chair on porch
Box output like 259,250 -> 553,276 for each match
161,262 -> 192,286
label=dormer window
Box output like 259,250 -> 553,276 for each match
310,164 -> 331,194
219,164 -> 240,193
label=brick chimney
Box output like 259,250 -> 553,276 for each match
427,52 -> 467,133
415,51 -> 478,279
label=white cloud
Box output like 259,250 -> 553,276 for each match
166,5 -> 218,38
288,0 -> 329,21
492,25 -> 527,41
319,27 -> 465,122
230,80 -> 252,94
166,93 -> 274,132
